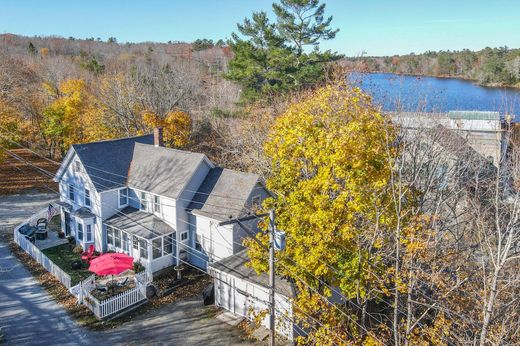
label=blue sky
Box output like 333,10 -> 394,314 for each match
1,0 -> 519,56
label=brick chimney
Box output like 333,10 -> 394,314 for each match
153,127 -> 164,147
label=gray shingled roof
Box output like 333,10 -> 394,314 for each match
128,143 -> 207,199
188,167 -> 262,221
105,207 -> 175,239
72,134 -> 154,192
210,250 -> 295,298
71,207 -> 95,219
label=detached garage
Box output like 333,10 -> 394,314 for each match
209,250 -> 303,341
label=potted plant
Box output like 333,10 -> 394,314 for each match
58,231 -> 65,238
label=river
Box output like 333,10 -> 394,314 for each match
349,73 -> 520,118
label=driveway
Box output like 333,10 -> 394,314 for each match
0,192 -> 59,227
0,228 -> 260,345
96,298 -> 262,346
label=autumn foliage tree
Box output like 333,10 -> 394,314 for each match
142,109 -> 192,148
245,82 -> 397,345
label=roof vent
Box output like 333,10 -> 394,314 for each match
154,127 -> 164,147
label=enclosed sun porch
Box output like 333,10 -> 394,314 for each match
104,207 -> 178,275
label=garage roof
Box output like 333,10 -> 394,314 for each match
209,250 -> 295,298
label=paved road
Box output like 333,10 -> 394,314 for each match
0,192 -> 59,227
0,236 -> 95,345
0,229 -> 259,345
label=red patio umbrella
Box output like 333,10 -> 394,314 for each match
88,253 -> 134,276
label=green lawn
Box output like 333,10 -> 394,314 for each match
42,244 -> 92,285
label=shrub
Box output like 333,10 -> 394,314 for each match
133,261 -> 144,273
72,245 -> 83,254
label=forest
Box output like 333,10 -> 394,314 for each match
343,46 -> 520,88
2,0 -> 520,345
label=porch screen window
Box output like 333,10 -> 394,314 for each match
77,223 -> 83,241
114,228 -> 121,248
152,238 -> 162,259
140,192 -> 148,211
133,236 -> 139,250
153,195 -> 161,213
119,188 -> 128,207
86,224 -> 92,242
139,239 -> 148,259
107,226 -> 114,245
84,188 -> 91,207
163,233 -> 173,254
123,233 -> 129,252
69,184 -> 75,201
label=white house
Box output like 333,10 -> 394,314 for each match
53,128 -> 270,274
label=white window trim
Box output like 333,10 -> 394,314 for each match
84,188 -> 91,207
118,188 -> 129,208
153,194 -> 161,215
68,184 -> 75,202
86,224 -> 92,242
140,191 -> 148,212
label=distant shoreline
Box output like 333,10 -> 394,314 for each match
348,70 -> 520,90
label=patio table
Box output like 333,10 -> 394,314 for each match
35,229 -> 48,240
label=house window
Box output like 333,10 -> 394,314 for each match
107,226 -> 114,245
123,232 -> 129,252
77,223 -> 83,242
133,236 -> 139,250
84,188 -> 91,207
251,195 -> 261,210
195,241 -> 202,252
119,188 -> 128,207
152,238 -> 162,259
163,233 -> 173,254
139,239 -> 148,259
114,228 -> 121,248
140,192 -> 148,211
153,195 -> 161,214
74,161 -> 81,172
69,184 -> 75,202
181,231 -> 188,241
86,224 -> 92,242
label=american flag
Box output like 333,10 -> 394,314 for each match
47,204 -> 57,221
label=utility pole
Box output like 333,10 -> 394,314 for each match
268,209 -> 276,346
219,210 -> 277,346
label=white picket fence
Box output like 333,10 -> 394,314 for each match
71,271 -> 149,319
13,207 -> 72,289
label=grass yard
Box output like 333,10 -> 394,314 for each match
42,243 -> 91,285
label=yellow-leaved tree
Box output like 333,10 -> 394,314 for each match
142,109 -> 192,148
245,82 -> 397,345
41,79 -> 109,157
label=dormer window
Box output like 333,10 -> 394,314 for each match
118,188 -> 128,207
251,194 -> 261,210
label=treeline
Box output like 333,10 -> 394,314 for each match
344,46 -> 520,87
0,33 -> 254,169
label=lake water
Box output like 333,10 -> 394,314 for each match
349,73 -> 520,118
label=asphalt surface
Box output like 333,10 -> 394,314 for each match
0,192 -> 59,227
